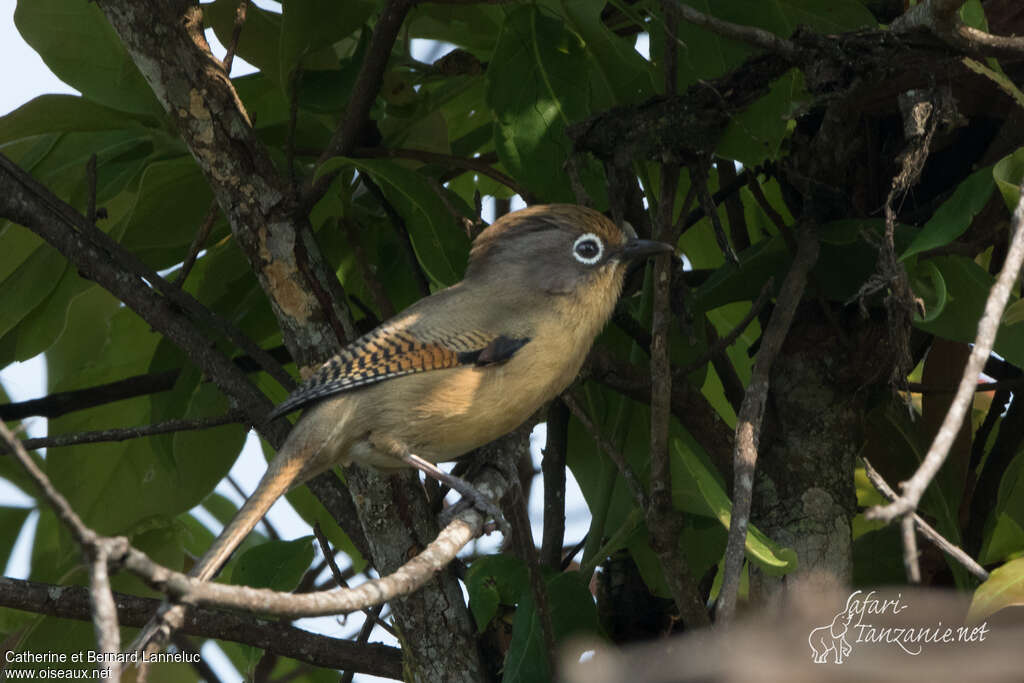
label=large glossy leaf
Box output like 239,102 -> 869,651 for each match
406,4 -> 506,55
717,69 -> 806,166
993,146 -> 1024,211
967,556 -> 1024,623
917,256 -> 1024,367
0,95 -> 150,141
900,167 -> 995,260
229,536 -> 314,590
672,439 -> 797,574
0,507 -> 32,571
466,554 -> 530,631
279,0 -> 374,82
318,157 -> 471,287
487,6 -> 602,204
118,157 -> 218,268
493,562 -> 600,683
14,0 -> 162,116
557,0 -> 657,106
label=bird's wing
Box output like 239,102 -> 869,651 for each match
268,322 -> 530,419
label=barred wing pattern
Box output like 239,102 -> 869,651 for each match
268,324 -> 525,419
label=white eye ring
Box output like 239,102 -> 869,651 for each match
572,233 -> 604,265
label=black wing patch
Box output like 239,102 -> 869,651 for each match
457,335 -> 531,366
267,329 -> 531,420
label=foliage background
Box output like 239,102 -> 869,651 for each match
1,0 -> 1024,681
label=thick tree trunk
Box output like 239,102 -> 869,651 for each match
750,308 -> 896,599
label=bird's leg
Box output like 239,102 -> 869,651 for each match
370,436 -> 509,536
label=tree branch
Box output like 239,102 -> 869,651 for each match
717,227 -> 819,624
1,411 -> 246,453
306,0 -> 414,207
861,458 -> 988,582
668,0 -> 798,56
867,181 -> 1024,524
0,577 -> 403,679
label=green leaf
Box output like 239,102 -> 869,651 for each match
503,571 -> 600,683
673,438 -> 797,574
466,554 -> 529,631
717,69 -> 805,166
119,157 -> 218,268
967,557 -> 1024,623
487,6 -> 602,204
693,234 -> 789,311
901,167 -> 995,260
0,95 -> 149,142
407,4 -> 506,55
14,0 -> 161,116
318,157 -> 471,287
0,507 -> 32,571
0,240 -> 67,344
279,0 -> 373,82
557,0 -> 657,106
981,513 -> 1024,566
994,146 -> 1024,212
908,260 -> 948,323
1004,299 -> 1024,326
917,256 -> 1024,368
229,536 -> 315,591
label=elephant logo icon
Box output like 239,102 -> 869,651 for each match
808,593 -> 858,664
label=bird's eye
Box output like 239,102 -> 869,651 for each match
572,233 -> 604,265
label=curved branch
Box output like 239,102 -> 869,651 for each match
717,227 -> 819,624
123,518 -> 480,617
867,181 -> 1024,524
669,0 -> 798,56
0,577 -> 403,679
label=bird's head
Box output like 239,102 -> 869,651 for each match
464,204 -> 674,298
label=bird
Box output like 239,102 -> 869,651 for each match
133,203 -> 674,650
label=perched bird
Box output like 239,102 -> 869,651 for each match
135,204 -> 673,648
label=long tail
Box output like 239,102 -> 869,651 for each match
128,452 -> 310,653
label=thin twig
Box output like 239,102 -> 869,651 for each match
901,516 -> 922,583
4,411 -> 246,453
504,474 -> 556,676
340,604 -> 385,683
540,399 -> 569,569
695,162 -> 740,265
355,147 -> 531,199
175,201 -> 218,288
676,279 -> 773,378
861,458 -> 988,582
312,523 -> 397,637
644,138 -> 708,626
867,182 -> 1024,523
907,378 -> 1024,394
0,420 -> 95,547
305,0 -> 414,208
85,154 -> 98,226
89,541 -> 123,682
221,0 -> 249,74
746,176 -> 796,252
717,227 -> 819,624
669,0 -> 798,56
562,393 -> 648,510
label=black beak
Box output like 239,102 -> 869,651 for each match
616,238 -> 675,261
